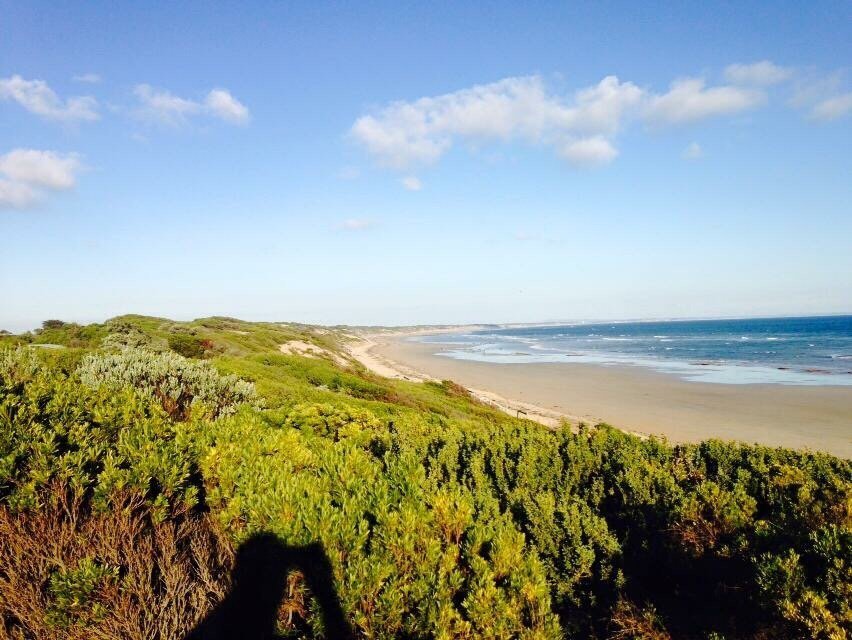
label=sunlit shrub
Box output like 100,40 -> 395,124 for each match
201,409 -> 562,639
78,348 -> 258,420
168,333 -> 207,358
0,348 -> 204,515
45,558 -> 119,628
101,322 -> 167,351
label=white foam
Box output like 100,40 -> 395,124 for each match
426,322 -> 852,386
433,346 -> 852,386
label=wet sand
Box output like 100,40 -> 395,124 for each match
372,337 -> 852,458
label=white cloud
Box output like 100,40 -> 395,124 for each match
350,75 -> 642,170
567,76 -> 644,135
645,78 -> 765,125
133,84 -> 249,126
204,89 -> 250,124
789,71 -> 844,109
0,74 -> 99,122
338,218 -> 374,231
0,149 -> 82,189
0,149 -> 83,210
788,71 -> 852,121
352,63 -> 844,172
724,61 -> 793,86
133,84 -> 201,125
0,179 -> 38,209
73,73 -> 102,84
559,136 -> 618,167
810,92 -> 852,121
401,176 -> 422,191
682,142 -> 703,159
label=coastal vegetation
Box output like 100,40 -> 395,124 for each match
0,316 -> 849,639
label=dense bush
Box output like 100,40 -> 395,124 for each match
31,321 -> 108,349
101,322 -> 167,351
78,348 -> 258,420
387,419 -> 851,638
0,348 -> 203,517
168,332 -> 207,358
0,317 -> 850,639
202,409 -> 561,638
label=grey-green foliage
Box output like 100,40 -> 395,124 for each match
0,346 -> 41,384
78,348 -> 258,420
101,323 -> 167,352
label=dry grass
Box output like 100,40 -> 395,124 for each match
0,487 -> 233,640
608,599 -> 671,640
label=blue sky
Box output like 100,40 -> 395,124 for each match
1,1 -> 851,331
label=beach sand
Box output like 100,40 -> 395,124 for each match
354,334 -> 852,458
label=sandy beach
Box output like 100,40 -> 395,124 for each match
349,332 -> 852,458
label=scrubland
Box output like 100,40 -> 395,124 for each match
0,316 -> 849,639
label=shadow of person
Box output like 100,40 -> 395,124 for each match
185,533 -> 353,640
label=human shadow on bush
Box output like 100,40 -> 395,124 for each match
185,533 -> 353,640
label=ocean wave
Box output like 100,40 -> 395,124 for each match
529,343 -> 557,352
432,317 -> 852,384
497,335 -> 538,344
469,343 -> 499,351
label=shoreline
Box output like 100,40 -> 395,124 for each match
345,331 -> 852,458
343,332 -> 580,428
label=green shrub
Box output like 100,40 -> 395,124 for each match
45,558 -> 119,628
201,409 -> 562,639
102,322 -> 167,351
29,321 -> 108,348
168,332 -> 207,358
0,348 -> 203,517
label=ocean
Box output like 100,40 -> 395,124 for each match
414,315 -> 852,385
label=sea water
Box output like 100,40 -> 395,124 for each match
414,315 -> 852,386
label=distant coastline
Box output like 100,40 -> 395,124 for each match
412,315 -> 852,387
347,324 -> 852,458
